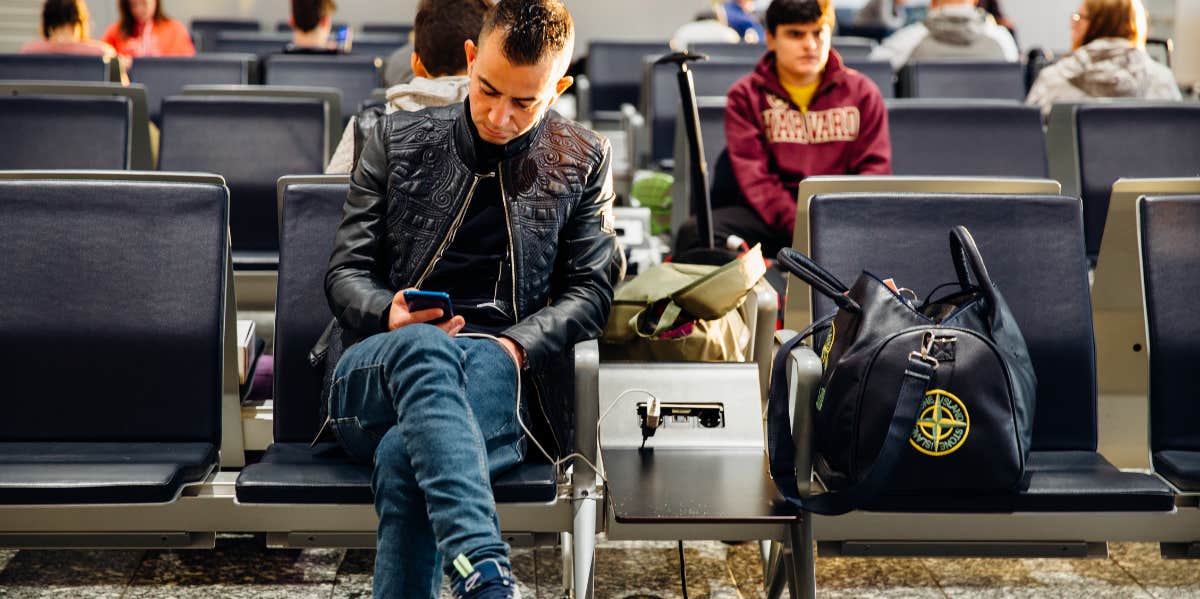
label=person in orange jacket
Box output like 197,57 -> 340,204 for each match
102,0 -> 194,57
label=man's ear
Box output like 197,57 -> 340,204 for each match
765,31 -> 776,52
410,52 -> 431,79
464,39 -> 478,68
554,75 -> 574,96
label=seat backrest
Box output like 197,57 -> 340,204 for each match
832,36 -> 877,59
688,42 -> 765,62
191,18 -> 260,51
1076,104 -> 1200,258
275,20 -> 347,32
1139,194 -> 1200,454
274,176 -> 350,442
362,22 -> 413,37
212,31 -> 292,56
265,54 -> 381,121
809,192 -> 1097,451
843,58 -> 895,99
887,100 -> 1047,177
348,34 -> 408,59
128,54 -> 254,124
0,53 -> 114,82
899,60 -> 1025,100
646,58 -> 754,164
585,40 -> 671,117
0,173 -> 227,443
159,96 -> 326,254
0,95 -> 131,169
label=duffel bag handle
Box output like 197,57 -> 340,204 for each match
776,248 -> 861,313
949,226 -> 1000,318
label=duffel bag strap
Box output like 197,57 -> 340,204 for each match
767,332 -> 937,516
776,248 -> 861,313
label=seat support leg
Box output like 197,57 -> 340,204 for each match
571,496 -> 597,599
785,517 -> 815,599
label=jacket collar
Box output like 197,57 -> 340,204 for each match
751,48 -> 848,105
453,96 -> 545,173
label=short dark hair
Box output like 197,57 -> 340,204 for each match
480,0 -> 573,66
42,0 -> 84,38
765,0 -> 835,34
414,0 -> 486,76
117,0 -> 165,39
291,0 -> 336,33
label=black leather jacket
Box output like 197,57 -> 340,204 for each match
325,102 -> 622,457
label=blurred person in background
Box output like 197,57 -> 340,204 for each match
22,0 -> 117,58
853,0 -> 908,31
102,0 -> 193,57
326,0 -> 486,173
676,0 -> 891,256
1027,0 -> 1181,114
721,0 -> 767,42
285,0 -> 340,54
872,0 -> 1018,71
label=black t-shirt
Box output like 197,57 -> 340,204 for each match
420,99 -> 540,335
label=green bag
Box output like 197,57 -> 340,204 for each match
601,245 -> 767,362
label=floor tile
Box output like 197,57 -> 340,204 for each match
0,549 -> 142,599
1111,542 -> 1200,598
124,535 -> 341,598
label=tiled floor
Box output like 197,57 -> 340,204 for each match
1,538 -> 1198,598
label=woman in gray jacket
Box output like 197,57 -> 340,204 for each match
1027,0 -> 1180,115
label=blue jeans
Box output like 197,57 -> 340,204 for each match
328,324 -> 527,598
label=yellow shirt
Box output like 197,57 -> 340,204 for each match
780,79 -> 820,113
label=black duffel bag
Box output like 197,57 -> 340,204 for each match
767,226 -> 1037,515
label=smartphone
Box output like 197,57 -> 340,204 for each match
335,25 -> 353,53
402,290 -> 454,324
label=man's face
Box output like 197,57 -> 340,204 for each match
464,29 -> 573,145
767,21 -> 832,84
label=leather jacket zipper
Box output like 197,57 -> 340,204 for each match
498,168 -> 520,328
414,172 -> 494,288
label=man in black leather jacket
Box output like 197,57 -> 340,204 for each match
322,1 -> 619,597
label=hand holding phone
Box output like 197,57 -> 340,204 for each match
389,288 -> 464,334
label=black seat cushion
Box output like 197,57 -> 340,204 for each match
235,443 -> 556,504
0,442 -> 217,504
859,451 -> 1174,512
1153,450 -> 1200,492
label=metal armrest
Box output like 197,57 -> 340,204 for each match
619,103 -> 645,172
575,74 -> 592,127
572,339 -> 601,489
774,331 -> 821,496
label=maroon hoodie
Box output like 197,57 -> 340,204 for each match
725,49 -> 891,234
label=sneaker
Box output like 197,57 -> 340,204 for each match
449,554 -> 522,599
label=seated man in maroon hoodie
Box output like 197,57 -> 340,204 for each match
676,0 -> 891,257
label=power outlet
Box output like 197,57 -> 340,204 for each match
637,402 -> 724,430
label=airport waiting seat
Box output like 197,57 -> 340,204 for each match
0,95 -> 131,170
0,81 -> 154,170
636,58 -> 754,168
210,31 -> 291,57
843,58 -> 894,98
670,96 -> 730,236
581,40 -> 671,123
898,60 -> 1025,100
803,192 -> 1174,512
235,177 -> 557,504
361,22 -> 413,37
345,34 -> 408,59
128,54 -> 255,124
831,36 -> 877,59
0,53 -> 119,82
1139,194 -> 1200,493
191,18 -> 259,51
159,96 -> 327,270
264,54 -> 382,122
887,100 -> 1047,177
688,42 -> 765,62
1075,104 -> 1200,259
0,172 -> 227,504
275,20 -> 347,33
